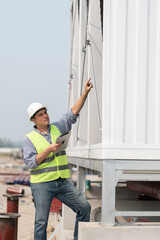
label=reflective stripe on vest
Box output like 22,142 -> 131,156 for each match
26,125 -> 70,183
40,150 -> 66,164
30,164 -> 69,175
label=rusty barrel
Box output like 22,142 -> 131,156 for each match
3,194 -> 23,240
0,213 -> 20,240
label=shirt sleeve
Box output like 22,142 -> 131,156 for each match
23,137 -> 39,169
52,109 -> 79,134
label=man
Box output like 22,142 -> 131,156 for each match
23,79 -> 93,240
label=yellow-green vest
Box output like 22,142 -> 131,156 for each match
26,125 -> 70,183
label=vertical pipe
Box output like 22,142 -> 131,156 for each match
7,197 -> 19,213
101,160 -> 116,226
77,166 -> 86,196
0,213 -> 20,240
7,196 -> 19,240
3,194 -> 22,240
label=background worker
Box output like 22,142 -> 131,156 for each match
23,79 -> 93,240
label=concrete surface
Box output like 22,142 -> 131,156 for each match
79,222 -> 160,240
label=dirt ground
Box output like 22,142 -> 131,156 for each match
0,156 -> 57,240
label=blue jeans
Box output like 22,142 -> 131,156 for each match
31,178 -> 91,240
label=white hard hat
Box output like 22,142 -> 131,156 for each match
27,102 -> 47,121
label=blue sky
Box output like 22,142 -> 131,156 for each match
0,0 -> 70,142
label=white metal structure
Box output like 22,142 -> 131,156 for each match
66,0 -> 160,237
68,0 -> 160,160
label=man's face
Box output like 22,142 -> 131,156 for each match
31,108 -> 50,128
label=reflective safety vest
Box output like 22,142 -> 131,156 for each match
26,125 -> 70,183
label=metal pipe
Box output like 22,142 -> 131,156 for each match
0,172 -> 20,176
0,213 -> 20,240
3,194 -> 23,240
48,222 -> 62,240
6,187 -> 25,195
3,194 -> 23,213
7,197 -> 19,213
127,181 -> 160,200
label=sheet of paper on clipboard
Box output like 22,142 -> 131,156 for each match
56,132 -> 71,152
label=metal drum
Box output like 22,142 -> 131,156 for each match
0,213 -> 20,240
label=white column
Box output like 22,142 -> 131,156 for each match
101,160 -> 116,226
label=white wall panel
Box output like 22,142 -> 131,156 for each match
69,0 -> 102,146
68,0 -> 79,147
110,0 -> 126,143
103,0 -> 160,147
87,0 -> 102,145
155,0 -> 160,143
134,0 -> 148,144
146,0 -> 160,143
69,0 -> 160,159
123,0 -> 138,144
77,0 -> 88,146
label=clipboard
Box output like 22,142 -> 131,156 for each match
56,132 -> 71,152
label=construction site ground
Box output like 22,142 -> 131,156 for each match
0,155 -> 58,240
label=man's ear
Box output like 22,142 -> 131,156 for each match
31,117 -> 36,124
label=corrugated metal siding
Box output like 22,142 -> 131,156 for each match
103,0 -> 160,146
69,0 -> 160,152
